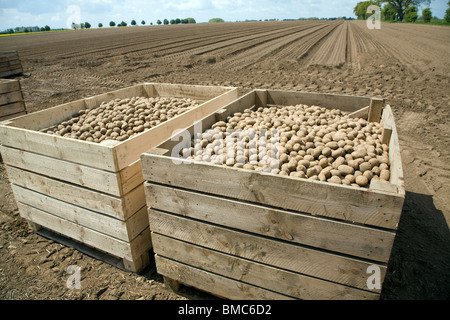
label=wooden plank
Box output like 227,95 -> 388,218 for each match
0,101 -> 26,117
12,184 -> 140,241
0,79 -> 20,94
155,255 -> 294,300
5,99 -> 86,131
0,146 -> 122,196
150,83 -> 236,101
114,86 -> 238,170
0,69 -> 23,78
118,159 -> 144,195
0,63 -> 22,73
153,234 -> 379,300
142,154 -> 404,230
18,203 -> 136,261
6,165 -> 124,219
0,91 -> 23,106
148,209 -> 386,292
266,90 -> 371,112
5,166 -> 144,220
145,183 -> 395,262
348,106 -> 369,120
0,111 -> 26,122
0,56 -> 20,64
0,52 -> 19,61
384,105 -> 405,196
368,98 -> 384,123
0,125 -> 118,172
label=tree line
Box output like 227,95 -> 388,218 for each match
354,0 -> 450,23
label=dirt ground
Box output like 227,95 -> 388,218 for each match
0,20 -> 449,300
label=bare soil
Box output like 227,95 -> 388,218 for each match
0,20 -> 449,300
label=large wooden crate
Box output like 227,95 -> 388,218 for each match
0,51 -> 23,78
141,89 -> 405,298
0,78 -> 26,122
0,83 -> 238,272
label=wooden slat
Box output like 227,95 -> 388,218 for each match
0,125 -> 118,172
0,91 -> 23,106
368,98 -> 384,123
5,99 -> 86,131
6,166 -> 144,220
155,255 -> 294,300
0,69 -> 23,78
0,51 -> 19,61
348,106 -> 369,120
0,146 -> 122,196
0,79 -> 20,94
0,63 -> 22,73
145,183 -> 395,262
0,101 -> 26,117
142,154 -> 404,230
0,111 -> 26,122
384,105 -> 405,196
18,202 -> 152,261
12,184 -> 147,242
148,209 -> 386,292
153,234 -> 380,300
266,90 -> 371,112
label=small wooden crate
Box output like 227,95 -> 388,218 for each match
141,89 -> 405,298
0,78 -> 26,122
0,51 -> 23,78
0,83 -> 238,272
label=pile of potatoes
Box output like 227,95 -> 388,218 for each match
44,96 -> 199,143
181,104 -> 390,188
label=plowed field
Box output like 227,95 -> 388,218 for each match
1,20 -> 449,300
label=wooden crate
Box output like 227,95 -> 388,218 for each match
0,78 -> 26,122
0,51 -> 23,78
141,89 -> 405,298
0,83 -> 238,272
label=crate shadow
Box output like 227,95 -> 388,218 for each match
381,191 -> 450,299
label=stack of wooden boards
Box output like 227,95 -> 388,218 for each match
140,89 -> 405,300
0,83 -> 238,272
0,78 -> 26,122
0,51 -> 23,78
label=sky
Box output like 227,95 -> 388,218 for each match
0,0 -> 448,31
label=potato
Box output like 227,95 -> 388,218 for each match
46,96 -> 199,143
177,102 -> 388,188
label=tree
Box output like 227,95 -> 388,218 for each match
84,22 -> 91,29
163,19 -> 169,25
186,17 -> 196,24
422,7 -> 432,22
208,18 -> 225,23
157,19 -> 162,25
131,20 -> 137,26
110,21 -> 116,27
445,1 -> 450,23
141,20 -> 146,25
119,21 -> 127,27
175,18 -> 181,24
44,25 -> 50,31
98,23 -> 103,28
380,1 -> 431,21
354,1 -> 381,20
382,3 -> 396,20
404,6 -> 418,22
170,19 -> 175,24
